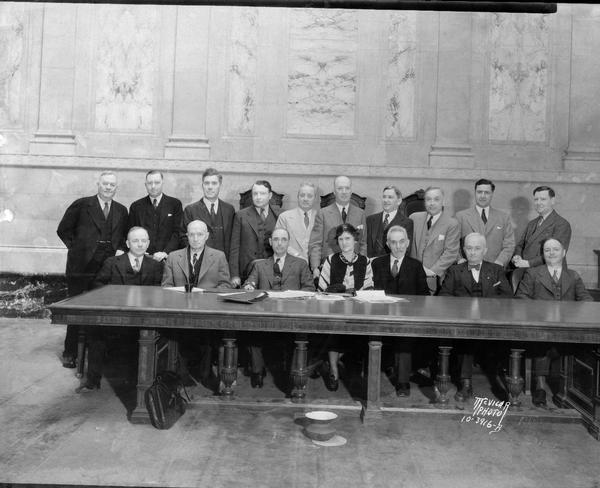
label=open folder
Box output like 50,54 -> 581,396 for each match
218,290 -> 268,304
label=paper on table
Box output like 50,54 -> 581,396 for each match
353,290 -> 407,303
267,290 -> 315,299
315,293 -> 346,301
164,286 -> 204,293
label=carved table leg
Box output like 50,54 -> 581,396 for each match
167,336 -> 179,372
434,346 -> 453,405
76,327 -> 86,379
220,337 -> 237,398
290,335 -> 308,402
130,329 -> 158,424
507,348 -> 525,407
361,339 -> 383,422
553,354 -> 570,408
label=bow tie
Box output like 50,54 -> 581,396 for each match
468,263 -> 481,271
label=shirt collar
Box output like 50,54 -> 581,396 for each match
149,194 -> 163,206
97,195 -> 111,208
383,209 -> 398,221
203,198 -> 219,212
128,252 -> 143,267
475,205 -> 489,217
274,254 -> 286,267
336,202 -> 348,214
256,206 -> 268,217
390,254 -> 404,269
428,212 -> 442,226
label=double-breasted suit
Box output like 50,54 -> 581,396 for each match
515,265 -> 592,302
439,261 -> 513,298
182,199 -> 235,259
229,205 -> 280,281
245,254 -> 314,291
128,194 -> 183,255
366,211 -> 414,258
309,203 -> 367,271
513,210 -> 571,268
161,246 -> 231,289
454,207 -> 515,267
275,208 -> 316,261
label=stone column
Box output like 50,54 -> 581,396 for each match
429,12 -> 474,168
164,5 -> 210,159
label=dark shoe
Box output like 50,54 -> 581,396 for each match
250,369 -> 265,388
324,374 -> 339,392
532,388 -> 547,407
62,355 -> 76,369
75,381 -> 100,394
395,382 -> 411,397
454,379 -> 473,402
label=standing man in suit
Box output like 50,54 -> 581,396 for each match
409,187 -> 460,294
439,233 -> 513,402
367,185 -> 413,258
372,225 -> 429,397
182,167 -> 235,261
516,237 -> 592,406
76,227 -> 163,392
57,171 -> 129,369
128,170 -> 183,262
229,180 -> 280,287
309,175 -> 367,278
455,179 -> 514,267
275,182 -> 317,262
243,228 -> 314,387
512,186 -> 571,270
162,220 -> 231,385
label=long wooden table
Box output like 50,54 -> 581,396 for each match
49,285 -> 600,436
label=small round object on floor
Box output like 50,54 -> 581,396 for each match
312,435 -> 347,447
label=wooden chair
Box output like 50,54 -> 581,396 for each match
239,188 -> 285,210
399,189 -> 425,216
319,192 -> 367,209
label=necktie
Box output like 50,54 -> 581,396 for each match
134,257 -> 140,273
383,213 -> 389,228
536,216 -> 543,229
481,208 -> 487,224
426,215 -> 433,230
273,258 -> 281,276
304,212 -> 309,229
261,209 -> 266,222
341,207 -> 347,223
103,202 -> 109,219
552,269 -> 559,283
192,253 -> 198,267
468,263 -> 481,271
391,259 -> 399,278
153,198 -> 158,209
210,203 -> 216,218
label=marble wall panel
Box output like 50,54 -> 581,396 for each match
227,7 -> 258,135
287,9 -> 357,136
488,13 -> 550,142
384,12 -> 417,139
0,3 -> 25,128
93,5 -> 157,132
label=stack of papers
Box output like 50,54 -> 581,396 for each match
353,290 -> 406,303
165,286 -> 204,293
267,290 -> 315,299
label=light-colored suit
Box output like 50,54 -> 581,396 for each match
275,208 -> 316,262
410,211 -> 460,282
162,246 -> 231,288
309,203 -> 367,271
244,254 -> 314,291
455,206 -> 515,267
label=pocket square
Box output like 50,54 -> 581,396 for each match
492,281 -> 501,287
438,234 -> 445,241
496,226 -> 502,229
167,213 -> 173,217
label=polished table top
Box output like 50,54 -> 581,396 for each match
49,285 -> 600,343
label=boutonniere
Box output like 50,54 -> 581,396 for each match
356,225 -> 364,230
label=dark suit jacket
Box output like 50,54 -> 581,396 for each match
513,210 -> 571,268
439,261 -> 513,297
366,211 -> 414,258
229,205 -> 280,280
128,194 -> 183,255
244,254 -> 314,291
515,265 -> 592,301
93,254 -> 163,288
372,254 -> 429,295
182,199 -> 235,259
57,195 -> 128,277
309,202 -> 367,270
161,246 -> 231,289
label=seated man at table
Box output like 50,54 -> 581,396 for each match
77,226 -> 163,392
162,219 -> 231,384
243,228 -> 314,387
516,237 -> 592,407
438,232 -> 513,402
371,225 -> 429,397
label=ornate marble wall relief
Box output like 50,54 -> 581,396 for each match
0,3 -> 25,128
384,12 -> 417,140
287,9 -> 358,136
488,13 -> 550,142
227,7 -> 258,135
93,5 -> 158,132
